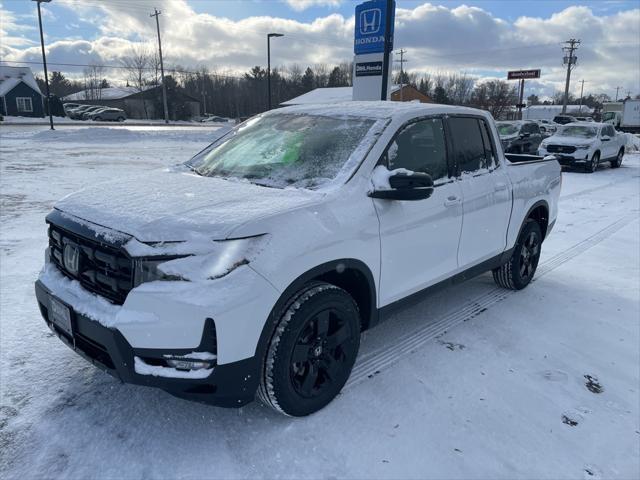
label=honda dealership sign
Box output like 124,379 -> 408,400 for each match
354,1 -> 394,54
352,0 -> 395,101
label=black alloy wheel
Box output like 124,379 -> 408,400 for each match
518,229 -> 541,282
290,308 -> 352,398
258,283 -> 361,416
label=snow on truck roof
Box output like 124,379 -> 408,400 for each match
274,101 -> 483,120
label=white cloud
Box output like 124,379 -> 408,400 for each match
285,0 -> 342,11
1,1 -> 638,98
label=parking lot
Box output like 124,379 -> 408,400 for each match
1,125 -> 638,479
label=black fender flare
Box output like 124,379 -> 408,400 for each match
252,259 -> 377,366
516,199 -> 550,242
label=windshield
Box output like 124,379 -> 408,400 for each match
557,125 -> 597,138
187,114 -> 376,189
602,112 -> 617,121
497,123 -> 520,136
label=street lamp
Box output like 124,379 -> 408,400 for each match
33,0 -> 54,130
267,33 -> 284,111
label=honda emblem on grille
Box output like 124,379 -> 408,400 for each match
63,243 -> 81,276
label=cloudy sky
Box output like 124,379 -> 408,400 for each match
1,0 -> 638,99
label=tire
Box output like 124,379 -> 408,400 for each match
610,148 -> 624,168
586,151 -> 599,173
117,117 -> 125,122
257,282 -> 361,416
94,116 -> 102,122
493,219 -> 543,290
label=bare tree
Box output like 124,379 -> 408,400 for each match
121,45 -> 151,118
471,80 -> 518,119
82,64 -> 106,100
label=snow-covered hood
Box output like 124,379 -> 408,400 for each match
545,135 -> 595,147
54,169 -> 324,242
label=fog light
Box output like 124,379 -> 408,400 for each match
165,358 -> 211,371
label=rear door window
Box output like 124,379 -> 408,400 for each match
448,117 -> 489,174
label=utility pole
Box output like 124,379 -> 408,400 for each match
395,49 -> 407,102
151,9 -> 169,124
578,79 -> 586,112
267,33 -> 284,110
561,38 -> 580,114
33,0 -> 53,130
614,86 -> 621,101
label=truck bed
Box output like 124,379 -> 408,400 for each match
505,153 -> 557,164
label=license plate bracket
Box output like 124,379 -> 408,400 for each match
49,297 -> 73,337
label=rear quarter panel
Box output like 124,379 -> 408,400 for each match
505,159 -> 561,248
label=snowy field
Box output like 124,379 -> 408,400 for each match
1,125 -> 639,479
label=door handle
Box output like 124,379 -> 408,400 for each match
494,182 -> 508,191
444,196 -> 461,207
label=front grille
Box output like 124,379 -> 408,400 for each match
547,144 -> 576,154
49,224 -> 133,304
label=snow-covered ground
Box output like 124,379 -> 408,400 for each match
1,125 -> 638,479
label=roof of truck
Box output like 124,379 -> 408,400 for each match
273,101 -> 485,120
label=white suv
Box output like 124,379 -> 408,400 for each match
36,102 -> 561,416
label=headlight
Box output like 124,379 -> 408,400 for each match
575,145 -> 591,150
133,257 -> 185,286
541,141 -> 549,148
131,236 -> 267,286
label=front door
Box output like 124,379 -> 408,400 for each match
373,117 -> 463,306
447,116 -> 512,268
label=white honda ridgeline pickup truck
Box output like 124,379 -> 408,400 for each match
36,102 -> 561,416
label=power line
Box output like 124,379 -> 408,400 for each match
561,38 -> 580,114
151,8 -> 169,124
395,49 -> 407,101
0,59 -> 244,79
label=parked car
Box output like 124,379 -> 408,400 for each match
496,120 -> 544,154
89,108 -> 126,122
35,102 -> 561,416
201,115 -> 232,123
62,103 -> 82,115
81,106 -> 109,120
552,114 -> 578,125
535,119 -> 558,136
575,116 -> 594,122
68,105 -> 107,120
538,122 -> 625,172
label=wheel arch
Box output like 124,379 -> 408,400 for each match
521,200 -> 550,241
253,259 -> 377,365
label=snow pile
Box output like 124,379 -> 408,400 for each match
370,165 -> 414,190
164,351 -> 216,361
133,357 -> 213,379
30,126 -> 220,144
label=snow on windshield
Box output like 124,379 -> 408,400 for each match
497,123 -> 520,136
558,125 -> 597,138
187,114 -> 376,190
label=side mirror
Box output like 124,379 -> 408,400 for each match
521,132 -> 531,138
601,136 -> 610,142
369,171 -> 434,201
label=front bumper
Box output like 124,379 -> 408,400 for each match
538,148 -> 590,166
35,280 -> 260,407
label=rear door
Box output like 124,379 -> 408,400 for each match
601,125 -> 618,158
447,116 -> 512,268
374,117 -> 463,305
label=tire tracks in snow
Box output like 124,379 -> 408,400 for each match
346,214 -> 637,388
